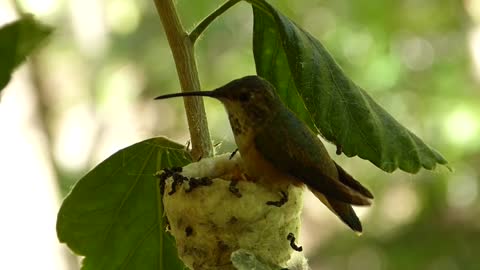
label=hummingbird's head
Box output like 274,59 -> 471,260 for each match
155,76 -> 281,126
212,76 -> 277,103
211,76 -> 281,125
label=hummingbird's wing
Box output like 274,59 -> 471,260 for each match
334,162 -> 374,199
254,108 -> 372,206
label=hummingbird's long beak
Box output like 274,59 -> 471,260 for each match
154,90 -> 217,100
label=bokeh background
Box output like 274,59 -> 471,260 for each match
1,0 -> 479,269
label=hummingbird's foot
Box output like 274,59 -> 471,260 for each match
287,232 -> 303,252
228,179 -> 242,198
185,177 -> 213,193
229,148 -> 239,160
266,191 -> 288,207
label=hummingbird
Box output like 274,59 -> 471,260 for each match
155,76 -> 373,233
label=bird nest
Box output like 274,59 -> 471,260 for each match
157,153 -> 306,270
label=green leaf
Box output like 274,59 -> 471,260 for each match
57,137 -> 191,270
0,15 -> 52,91
248,0 -> 448,173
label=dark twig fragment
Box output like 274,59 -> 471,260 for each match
229,179 -> 242,198
185,140 -> 191,152
169,173 -> 188,195
185,226 -> 193,237
287,232 -> 302,252
336,145 -> 342,155
185,177 -> 213,193
266,191 -> 288,207
156,167 -> 184,195
229,148 -> 239,160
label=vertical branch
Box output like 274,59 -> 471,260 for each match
153,0 -> 213,160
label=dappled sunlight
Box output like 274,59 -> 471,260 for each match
0,2 -> 17,24
447,168 -> 478,209
68,0 -> 108,57
19,0 -> 61,18
466,0 -> 480,80
105,0 -> 141,35
443,107 -> 479,146
0,69 -> 70,270
53,104 -> 97,171
96,62 -> 145,112
364,52 -> 402,90
380,183 -> 421,228
302,6 -> 337,39
396,36 -> 435,71
347,246 -> 384,270
301,191 -> 338,251
342,30 -> 374,66
468,28 -> 480,81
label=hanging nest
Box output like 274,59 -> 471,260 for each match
159,153 -> 305,270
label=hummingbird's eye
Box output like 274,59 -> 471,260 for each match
238,92 -> 251,102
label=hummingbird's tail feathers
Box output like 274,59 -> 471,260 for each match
302,167 -> 372,206
313,191 -> 363,233
334,162 -> 374,199
327,198 -> 363,233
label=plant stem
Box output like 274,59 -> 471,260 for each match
189,0 -> 242,44
153,0 -> 213,160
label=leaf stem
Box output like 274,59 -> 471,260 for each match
189,0 -> 242,44
153,0 -> 213,160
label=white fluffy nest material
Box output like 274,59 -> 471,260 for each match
160,153 -> 306,270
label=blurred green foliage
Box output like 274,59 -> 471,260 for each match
12,0 -> 479,269
0,15 -> 51,90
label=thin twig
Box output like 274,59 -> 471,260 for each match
153,0 -> 213,160
189,0 -> 242,44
